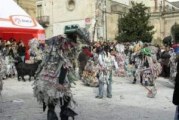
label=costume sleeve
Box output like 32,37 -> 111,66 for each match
98,54 -> 103,66
112,56 -> 119,70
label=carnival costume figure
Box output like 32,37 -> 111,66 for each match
33,28 -> 90,120
28,38 -> 44,63
82,58 -> 99,87
0,52 -> 7,80
115,43 -> 126,77
96,49 -> 118,99
2,42 -> 16,78
133,47 -> 161,98
0,53 -> 5,94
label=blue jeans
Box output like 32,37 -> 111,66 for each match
175,106 -> 179,120
98,71 -> 112,97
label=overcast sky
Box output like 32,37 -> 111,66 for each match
168,0 -> 179,2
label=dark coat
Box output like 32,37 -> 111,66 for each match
17,45 -> 26,56
78,51 -> 88,70
173,62 -> 179,105
8,48 -> 14,58
78,51 -> 88,63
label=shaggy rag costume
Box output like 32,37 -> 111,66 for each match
33,36 -> 78,119
132,47 -> 161,98
96,51 -> 118,98
114,52 -> 125,77
0,54 -> 5,94
82,59 -> 99,87
33,28 -> 90,120
115,44 -> 125,76
28,38 -> 44,62
0,53 -> 7,80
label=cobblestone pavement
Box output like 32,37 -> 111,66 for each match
0,77 -> 175,120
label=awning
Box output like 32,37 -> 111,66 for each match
64,24 -> 79,34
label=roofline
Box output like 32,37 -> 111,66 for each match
110,0 -> 129,8
165,0 -> 179,9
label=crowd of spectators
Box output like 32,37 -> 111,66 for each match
0,37 -> 26,62
78,40 -> 172,80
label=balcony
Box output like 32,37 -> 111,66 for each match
36,16 -> 49,28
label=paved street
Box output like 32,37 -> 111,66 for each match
0,77 -> 175,120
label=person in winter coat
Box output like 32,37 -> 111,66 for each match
17,42 -> 26,62
173,58 -> 179,120
78,47 -> 92,78
160,46 -> 171,77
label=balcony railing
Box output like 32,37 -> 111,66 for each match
36,16 -> 49,28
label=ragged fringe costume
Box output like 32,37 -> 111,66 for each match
0,53 -> 7,80
115,44 -> 126,77
133,47 -> 161,98
0,53 -> 6,94
2,45 -> 16,78
33,28 -> 90,120
82,58 -> 99,87
4,55 -> 15,77
170,45 -> 179,85
28,38 -> 44,62
125,59 -> 135,77
96,51 -> 118,98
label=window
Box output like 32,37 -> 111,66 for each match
37,4 -> 42,17
66,0 -> 76,11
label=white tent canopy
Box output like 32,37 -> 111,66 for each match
0,0 -> 45,43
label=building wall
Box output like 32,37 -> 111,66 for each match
14,0 -> 36,18
95,0 -> 128,41
130,0 -> 179,41
41,0 -> 96,38
131,0 -> 154,7
52,0 -> 95,23
150,12 -> 179,40
36,0 -> 128,41
35,0 -> 179,41
36,0 -> 51,37
106,13 -> 119,41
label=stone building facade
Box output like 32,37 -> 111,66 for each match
132,0 -> 179,40
14,0 -> 36,17
36,0 -> 129,41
